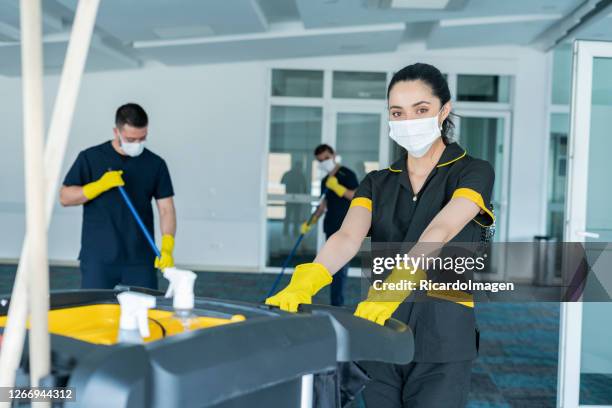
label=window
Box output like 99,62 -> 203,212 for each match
457,74 -> 511,103
335,113 -> 381,181
268,106 -> 322,195
266,68 -> 387,268
266,106 -> 323,267
332,71 -> 387,100
551,44 -> 572,105
546,44 -> 573,242
547,113 -> 568,242
271,69 -> 323,97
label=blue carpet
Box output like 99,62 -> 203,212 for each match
1,265 -> 610,407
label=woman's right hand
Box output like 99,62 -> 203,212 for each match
265,263 -> 332,312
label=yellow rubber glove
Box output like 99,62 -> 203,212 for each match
265,263 -> 333,312
82,170 -> 125,200
325,176 -> 347,197
354,266 -> 426,325
155,234 -> 175,269
299,215 -> 318,235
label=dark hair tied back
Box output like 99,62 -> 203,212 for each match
387,63 -> 455,143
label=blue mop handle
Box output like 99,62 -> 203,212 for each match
117,185 -> 161,258
266,234 -> 305,299
265,190 -> 328,299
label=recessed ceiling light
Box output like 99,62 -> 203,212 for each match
367,0 -> 466,10
390,0 -> 451,9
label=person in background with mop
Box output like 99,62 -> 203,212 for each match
60,103 -> 176,290
300,144 -> 359,306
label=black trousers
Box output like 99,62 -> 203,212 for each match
360,360 -> 472,408
330,263 -> 348,306
326,233 -> 349,307
80,261 -> 158,290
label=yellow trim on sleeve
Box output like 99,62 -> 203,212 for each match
437,150 -> 467,167
452,187 -> 495,226
387,166 -> 402,173
350,197 -> 372,212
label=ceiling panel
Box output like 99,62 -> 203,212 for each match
0,3 -> 20,41
257,0 -> 300,23
296,0 -> 582,28
56,0 -> 268,42
0,41 -> 139,77
0,1 -> 66,40
427,20 -> 553,48
574,15 -> 612,42
136,26 -> 405,65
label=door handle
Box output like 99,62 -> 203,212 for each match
576,230 -> 600,239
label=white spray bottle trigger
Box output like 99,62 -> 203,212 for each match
117,292 -> 156,339
138,307 -> 150,338
163,267 -> 197,310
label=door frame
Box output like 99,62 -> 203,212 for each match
557,40 -> 612,408
319,103 -> 388,269
262,102 -> 325,271
453,109 -> 512,282
453,109 -> 512,244
262,93 -> 387,271
326,103 -> 389,168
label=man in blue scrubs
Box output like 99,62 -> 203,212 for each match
60,103 -> 176,290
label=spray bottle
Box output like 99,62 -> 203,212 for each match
163,267 -> 197,331
117,292 -> 156,344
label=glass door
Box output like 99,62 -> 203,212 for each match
558,40 -> 612,408
266,106 -> 322,267
326,107 -> 386,265
331,109 -> 386,181
264,69 -> 388,269
454,111 -> 511,281
454,111 -> 511,242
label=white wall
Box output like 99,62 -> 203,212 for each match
0,62 -> 269,270
0,42 -> 551,272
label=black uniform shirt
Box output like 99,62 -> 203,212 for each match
63,141 -> 174,265
321,166 -> 359,236
351,142 -> 495,362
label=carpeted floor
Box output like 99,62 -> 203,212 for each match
1,265 -> 610,407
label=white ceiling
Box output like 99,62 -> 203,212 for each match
0,40 -> 139,76
57,0 -> 269,41
575,12 -> 612,41
0,0 -> 611,76
427,18 -> 559,48
0,2 -> 66,40
296,0 -> 581,27
137,24 -> 405,65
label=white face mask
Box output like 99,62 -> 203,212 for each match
388,110 -> 443,158
318,158 -> 335,174
119,136 -> 145,157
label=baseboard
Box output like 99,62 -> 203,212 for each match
0,258 -> 80,267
